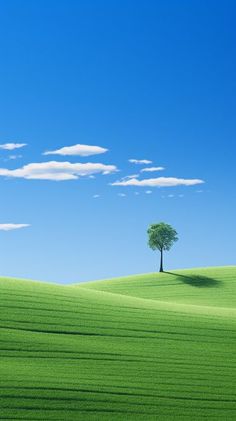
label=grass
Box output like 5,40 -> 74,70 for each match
0,266 -> 235,420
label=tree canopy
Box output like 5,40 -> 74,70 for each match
147,222 -> 178,272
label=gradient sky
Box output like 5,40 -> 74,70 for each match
0,0 -> 235,284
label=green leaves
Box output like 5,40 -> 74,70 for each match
147,222 -> 178,252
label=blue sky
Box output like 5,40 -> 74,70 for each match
0,0 -> 235,283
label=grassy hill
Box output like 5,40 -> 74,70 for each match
0,266 -> 235,420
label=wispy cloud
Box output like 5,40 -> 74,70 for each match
0,161 -> 117,181
0,223 -> 30,231
0,143 -> 27,150
121,174 -> 139,181
93,194 -> 100,198
141,167 -> 165,172
111,177 -> 204,187
7,155 -> 23,160
145,190 -> 153,194
118,193 -> 126,197
129,159 -> 152,165
44,144 -> 108,157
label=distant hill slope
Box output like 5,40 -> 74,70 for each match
0,266 -> 235,420
79,266 -> 236,308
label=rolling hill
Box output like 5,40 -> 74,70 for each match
0,266 -> 235,420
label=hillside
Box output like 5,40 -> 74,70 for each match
80,267 -> 236,309
0,266 -> 235,420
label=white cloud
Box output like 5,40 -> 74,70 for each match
0,143 -> 27,150
0,161 -> 117,181
0,223 -> 30,231
129,159 -> 152,165
118,193 -> 126,197
145,190 -> 153,194
168,194 -> 174,198
8,155 -> 23,160
111,177 -> 204,187
93,194 -> 100,198
141,167 -> 165,172
121,174 -> 139,181
44,144 -> 108,157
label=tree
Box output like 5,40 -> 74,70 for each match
147,222 -> 178,272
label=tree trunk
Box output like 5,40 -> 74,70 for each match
159,249 -> 164,272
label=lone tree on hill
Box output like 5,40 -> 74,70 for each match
147,222 -> 178,272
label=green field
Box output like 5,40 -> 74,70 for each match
0,266 -> 235,420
